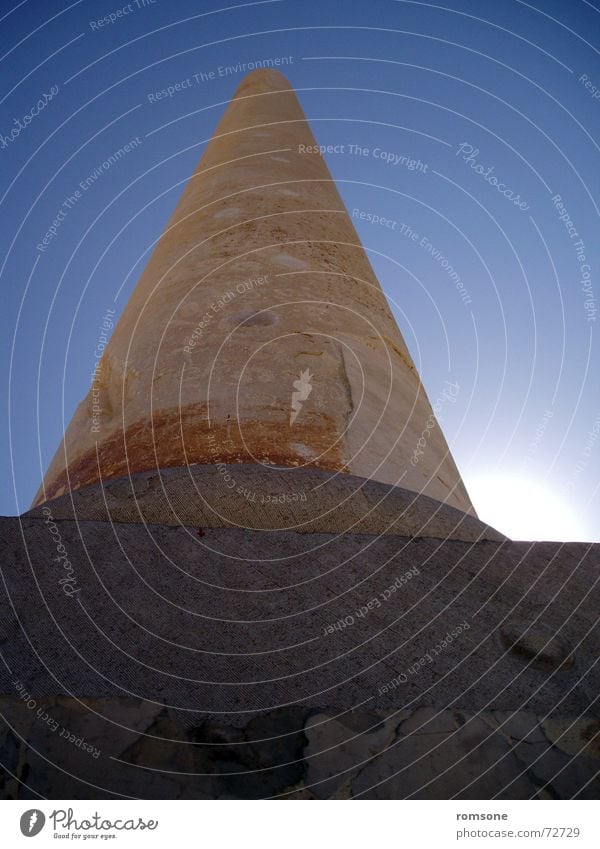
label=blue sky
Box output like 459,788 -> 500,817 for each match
1,0 -> 599,540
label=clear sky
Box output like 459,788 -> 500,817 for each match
1,0 -> 599,541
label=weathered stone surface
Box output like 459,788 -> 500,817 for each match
1,512 -> 599,798
3,698 -> 599,799
541,718 -> 600,759
303,710 -> 405,798
352,726 -> 535,799
492,711 -> 546,743
512,740 -> 600,800
352,715 -> 536,799
399,706 -> 459,735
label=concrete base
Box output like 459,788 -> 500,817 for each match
1,469 -> 599,798
27,464 -> 502,542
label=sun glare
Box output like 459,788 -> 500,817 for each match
465,474 -> 588,542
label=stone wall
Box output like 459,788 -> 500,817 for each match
1,487 -> 598,798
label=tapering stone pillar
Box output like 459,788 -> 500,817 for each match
33,69 -> 474,516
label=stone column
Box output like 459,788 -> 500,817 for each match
33,69 -> 474,516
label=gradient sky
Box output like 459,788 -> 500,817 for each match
1,0 -> 599,540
